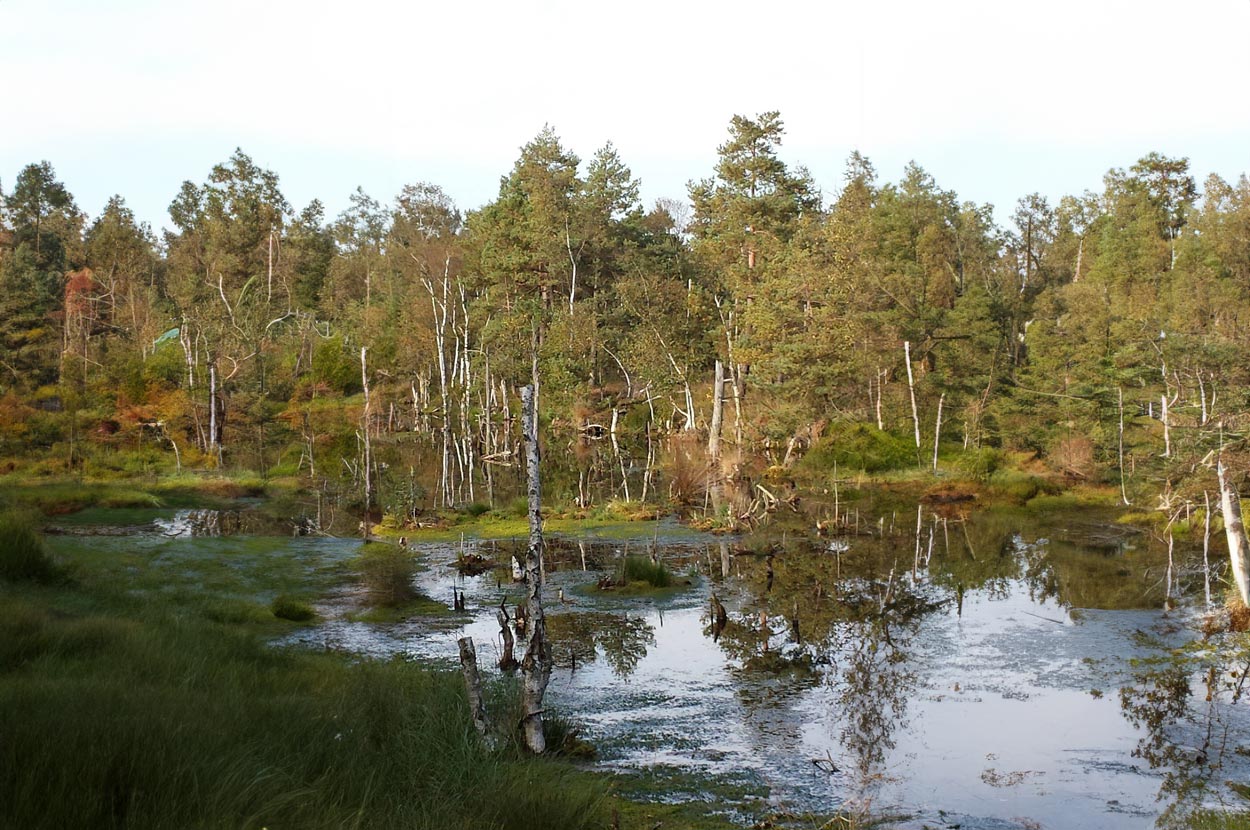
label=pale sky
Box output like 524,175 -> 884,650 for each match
2,0 -> 1248,232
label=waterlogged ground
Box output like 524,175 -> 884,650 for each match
47,503 -> 1250,829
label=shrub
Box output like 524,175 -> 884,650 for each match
956,447 -> 1003,481
1048,434 -> 1099,480
989,471 -> 1061,504
801,423 -> 916,473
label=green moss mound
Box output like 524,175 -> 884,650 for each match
801,424 -> 916,473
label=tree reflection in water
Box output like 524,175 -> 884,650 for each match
545,612 -> 656,679
1120,622 -> 1250,828
701,521 -> 949,818
828,578 -> 934,816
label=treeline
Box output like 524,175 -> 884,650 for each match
2,112 -> 1248,509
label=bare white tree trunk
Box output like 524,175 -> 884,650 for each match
1118,387 -> 1131,506
520,384 -> 551,753
361,346 -> 372,540
1217,458 -> 1250,606
904,341 -> 921,451
875,367 -> 885,431
1161,394 -> 1171,458
932,392 -> 944,473
267,227 -> 274,305
1203,490 -> 1213,608
209,359 -> 221,465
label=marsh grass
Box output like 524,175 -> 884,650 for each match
0,511 -> 66,583
622,555 -> 673,588
0,475 -> 269,520
355,541 -> 420,606
594,554 -> 680,595
270,595 -> 316,622
0,569 -> 611,830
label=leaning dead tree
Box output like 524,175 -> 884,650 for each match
1216,456 -> 1250,607
520,384 -> 552,753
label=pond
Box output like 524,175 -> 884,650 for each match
49,501 -> 1250,828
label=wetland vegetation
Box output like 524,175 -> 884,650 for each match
3,113 -> 1250,827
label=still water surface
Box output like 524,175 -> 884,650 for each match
54,503 -> 1247,828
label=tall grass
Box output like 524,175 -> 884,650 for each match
0,596 -> 609,830
0,511 -> 64,583
622,554 -> 673,588
355,541 -> 419,606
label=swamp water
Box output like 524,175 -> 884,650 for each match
50,504 -> 1250,828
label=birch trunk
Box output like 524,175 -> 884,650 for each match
520,384 -> 551,753
209,359 -> 221,465
1217,459 -> 1250,606
1118,387 -> 1131,506
1203,490 -> 1212,608
361,346 -> 372,540
1161,394 -> 1171,458
904,341 -> 921,451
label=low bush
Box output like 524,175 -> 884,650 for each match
955,447 -> 1003,481
801,423 -> 916,473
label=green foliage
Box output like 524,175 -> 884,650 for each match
988,470 -> 1062,504
955,447 -> 1003,481
0,135 -> 1247,528
801,423 -> 916,473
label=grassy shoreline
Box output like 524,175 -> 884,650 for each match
0,498 -> 745,829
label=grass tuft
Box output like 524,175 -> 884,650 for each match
622,555 -> 673,588
270,595 -> 317,622
0,511 -> 66,584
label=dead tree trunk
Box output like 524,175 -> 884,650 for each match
1161,394 -> 1171,458
1118,387 -> 1131,506
709,360 -> 725,462
209,358 -> 220,464
1203,490 -> 1213,608
904,341 -> 921,453
457,637 -> 496,748
361,346 -> 372,540
1217,458 -> 1250,606
497,608 -> 518,671
520,384 -> 551,753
